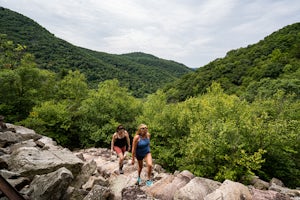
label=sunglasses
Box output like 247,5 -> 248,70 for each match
140,127 -> 148,130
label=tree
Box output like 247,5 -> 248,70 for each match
0,36 -> 56,121
79,79 -> 141,147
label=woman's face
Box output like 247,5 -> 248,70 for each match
139,125 -> 148,134
118,128 -> 125,134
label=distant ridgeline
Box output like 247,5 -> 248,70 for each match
163,22 -> 300,102
0,7 -> 192,98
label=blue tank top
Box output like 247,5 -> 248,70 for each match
136,136 -> 150,159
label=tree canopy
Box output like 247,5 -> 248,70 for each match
0,9 -> 299,188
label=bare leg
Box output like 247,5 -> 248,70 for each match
144,153 -> 153,180
118,152 -> 124,169
137,160 -> 143,177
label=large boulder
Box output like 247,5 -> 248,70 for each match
174,177 -> 221,200
7,146 -> 83,179
204,179 -> 252,200
250,187 -> 292,200
25,167 -> 73,200
146,170 -> 194,200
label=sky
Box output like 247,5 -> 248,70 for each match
1,0 -> 300,68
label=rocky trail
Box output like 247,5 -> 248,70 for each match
0,124 -> 299,200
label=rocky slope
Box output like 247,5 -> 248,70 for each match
0,124 -> 299,200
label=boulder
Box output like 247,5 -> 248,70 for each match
204,179 -> 252,200
83,184 -> 111,200
250,187 -> 291,200
146,170 -> 195,200
174,177 -> 221,200
25,167 -> 73,200
8,146 -> 83,179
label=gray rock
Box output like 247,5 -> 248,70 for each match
250,187 -> 291,200
174,177 -> 221,200
83,184 -> 111,200
8,146 -> 83,179
27,167 -> 73,200
146,170 -> 194,200
204,179 -> 252,200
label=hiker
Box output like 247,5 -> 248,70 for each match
111,124 -> 131,174
131,123 -> 153,186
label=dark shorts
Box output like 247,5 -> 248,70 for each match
136,151 -> 150,160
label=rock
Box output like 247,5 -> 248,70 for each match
26,167 -> 73,200
122,185 -> 155,200
204,179 -> 252,200
64,186 -> 89,200
145,170 -> 194,200
0,124 -> 298,200
71,159 -> 97,189
174,177 -> 221,200
7,124 -> 42,141
250,187 -> 291,200
7,146 -> 83,179
270,178 -> 285,187
82,175 -> 109,190
250,176 -> 270,190
83,184 -> 111,200
0,131 -> 22,148
269,184 -> 300,198
109,173 -> 138,199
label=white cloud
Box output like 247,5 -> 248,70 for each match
1,0 -> 300,68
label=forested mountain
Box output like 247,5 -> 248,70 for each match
1,7 -> 299,188
164,23 -> 300,102
0,7 -> 192,97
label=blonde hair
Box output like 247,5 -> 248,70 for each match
135,124 -> 148,136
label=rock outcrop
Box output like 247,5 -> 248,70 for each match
0,124 -> 299,200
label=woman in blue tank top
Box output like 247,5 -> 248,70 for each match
131,124 -> 153,186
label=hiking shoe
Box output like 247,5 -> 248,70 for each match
119,169 -> 124,174
146,180 -> 153,187
136,177 -> 142,185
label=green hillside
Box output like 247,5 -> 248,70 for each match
1,7 -> 299,188
0,7 -> 192,97
164,23 -> 300,102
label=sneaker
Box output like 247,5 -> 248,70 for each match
146,180 -> 153,187
119,169 -> 124,174
136,177 -> 142,185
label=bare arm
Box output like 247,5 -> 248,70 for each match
125,131 -> 131,151
131,135 -> 139,164
111,133 -> 116,152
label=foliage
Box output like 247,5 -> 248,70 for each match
136,83 -> 299,187
21,70 -> 89,148
78,79 -> 141,147
1,8 -> 299,188
0,7 -> 192,98
164,23 -> 300,102
249,91 -> 300,187
23,100 -> 74,146
0,34 -> 56,121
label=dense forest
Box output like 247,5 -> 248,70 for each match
163,23 -> 300,102
0,7 -> 192,98
0,7 -> 299,188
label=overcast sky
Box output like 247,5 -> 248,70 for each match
1,0 -> 300,68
